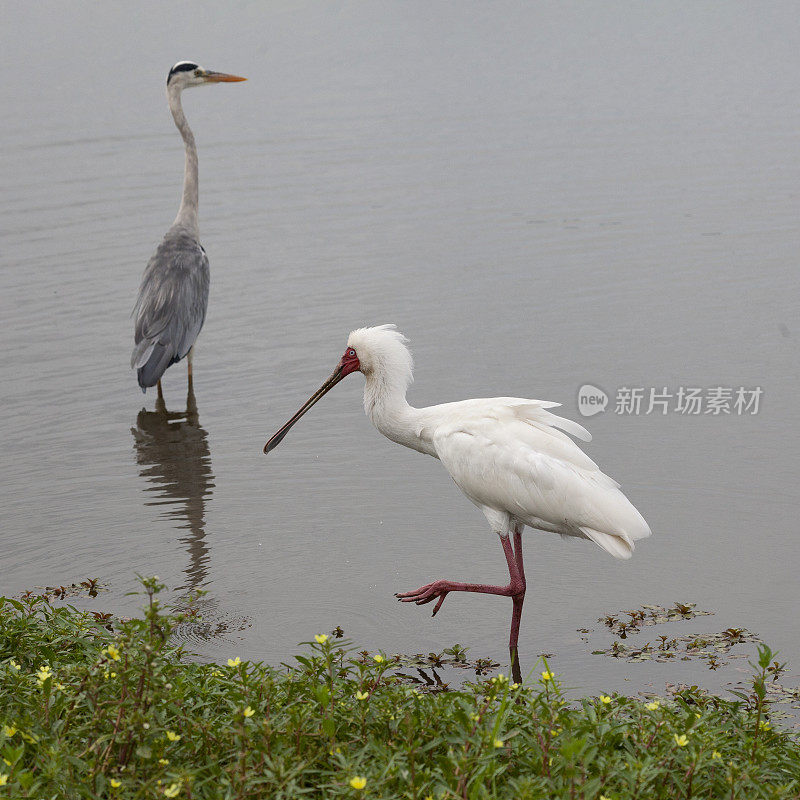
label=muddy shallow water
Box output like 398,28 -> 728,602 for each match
2,3 -> 799,696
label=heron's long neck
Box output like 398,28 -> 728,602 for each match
364,372 -> 429,455
167,86 -> 199,236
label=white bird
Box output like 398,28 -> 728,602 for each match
264,325 -> 651,677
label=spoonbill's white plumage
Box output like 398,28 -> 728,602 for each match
264,325 -> 651,677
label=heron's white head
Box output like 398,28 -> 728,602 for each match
263,325 -> 413,454
166,61 -> 246,91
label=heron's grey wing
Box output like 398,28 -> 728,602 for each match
131,232 -> 209,389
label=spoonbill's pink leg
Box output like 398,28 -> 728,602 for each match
509,524 -> 526,682
395,531 -> 527,623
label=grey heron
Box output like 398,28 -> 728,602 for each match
131,61 -> 245,398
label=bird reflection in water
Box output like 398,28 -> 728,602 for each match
131,388 -> 214,590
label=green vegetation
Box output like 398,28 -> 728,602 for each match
1,579 -> 798,799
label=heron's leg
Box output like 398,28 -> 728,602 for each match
396,533 -> 526,618
186,382 -> 198,422
155,380 -> 167,415
187,347 -> 194,392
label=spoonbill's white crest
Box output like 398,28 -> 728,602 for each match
264,325 -> 651,678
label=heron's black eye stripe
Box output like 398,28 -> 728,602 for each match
167,62 -> 200,84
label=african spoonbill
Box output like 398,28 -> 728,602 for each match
264,325 -> 651,678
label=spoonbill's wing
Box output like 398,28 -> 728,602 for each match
427,398 -> 651,559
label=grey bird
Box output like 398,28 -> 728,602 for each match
131,61 -> 245,398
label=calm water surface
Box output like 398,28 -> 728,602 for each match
1,2 -> 798,695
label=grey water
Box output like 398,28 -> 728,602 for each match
2,2 -> 798,696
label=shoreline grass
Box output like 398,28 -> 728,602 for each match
1,579 -> 798,799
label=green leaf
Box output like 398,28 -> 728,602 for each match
315,685 -> 330,706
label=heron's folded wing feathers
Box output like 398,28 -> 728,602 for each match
131,234 -> 210,368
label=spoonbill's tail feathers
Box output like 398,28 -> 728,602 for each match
580,527 -> 636,560
579,495 -> 651,560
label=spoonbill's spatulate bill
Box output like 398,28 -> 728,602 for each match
131,61 -> 246,401
264,325 -> 651,679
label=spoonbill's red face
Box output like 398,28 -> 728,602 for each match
339,347 -> 361,377
263,346 -> 361,454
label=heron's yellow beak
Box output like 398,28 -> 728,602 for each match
202,71 -> 247,83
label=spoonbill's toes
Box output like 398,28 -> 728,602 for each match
396,581 -> 454,616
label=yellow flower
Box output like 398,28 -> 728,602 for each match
1,759 -> 8,766
373,654 -> 384,663
356,690 -> 369,700
541,671 -> 553,681
3,726 -> 16,737
349,775 -> 367,790
495,672 -> 507,683
470,713 -> 480,722
106,644 -> 121,661
314,634 -> 329,644
166,731 -> 181,742
511,682 -> 520,690
109,778 -> 121,789
0,775 -> 7,787
159,758 -> 169,765
493,738 -> 504,748
8,660 -> 20,671
712,750 -> 722,760
600,695 -> 612,704
164,783 -> 181,798
36,665 -> 53,685
645,701 -> 660,711
227,657 -> 241,667
243,706 -> 255,718
674,733 -> 689,747
759,720 -> 771,731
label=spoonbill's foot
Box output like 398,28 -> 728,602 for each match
396,578 -> 522,617
396,581 -> 451,616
